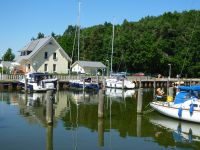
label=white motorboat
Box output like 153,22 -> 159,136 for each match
19,72 -> 58,92
106,77 -> 135,89
150,85 -> 200,123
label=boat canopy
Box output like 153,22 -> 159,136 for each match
174,91 -> 192,104
177,85 -> 200,91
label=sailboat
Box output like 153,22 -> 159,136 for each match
105,22 -> 135,89
150,85 -> 200,123
68,2 -> 99,90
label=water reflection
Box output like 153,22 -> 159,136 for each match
0,90 -> 200,150
149,114 -> 200,143
105,88 -> 136,100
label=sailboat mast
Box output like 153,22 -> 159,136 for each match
110,21 -> 115,74
77,1 -> 81,62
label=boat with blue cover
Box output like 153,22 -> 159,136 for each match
150,85 -> 200,123
69,77 -> 99,90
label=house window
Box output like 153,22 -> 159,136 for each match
44,52 -> 48,59
44,64 -> 48,72
53,52 -> 57,60
28,64 -> 30,69
53,64 -> 56,72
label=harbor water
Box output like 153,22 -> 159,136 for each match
0,88 -> 199,150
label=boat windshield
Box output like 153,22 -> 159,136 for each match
28,73 -> 53,81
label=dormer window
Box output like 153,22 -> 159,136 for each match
44,52 -> 48,59
27,51 -> 32,55
53,52 -> 57,60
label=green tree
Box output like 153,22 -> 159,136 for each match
2,48 -> 15,61
37,32 -> 45,39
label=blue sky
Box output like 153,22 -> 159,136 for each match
0,0 -> 200,55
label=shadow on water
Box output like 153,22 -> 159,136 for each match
0,88 -> 200,150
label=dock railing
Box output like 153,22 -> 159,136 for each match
0,74 -> 24,81
1,74 -> 200,86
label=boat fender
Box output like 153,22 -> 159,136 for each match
178,107 -> 182,118
189,104 -> 194,116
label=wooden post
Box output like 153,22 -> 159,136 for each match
98,89 -> 104,118
168,87 -> 174,97
25,78 -> 28,92
137,88 -> 143,114
153,80 -> 156,98
167,79 -> 169,95
136,114 -> 142,137
83,79 -> 85,90
55,92 -> 59,104
122,90 -> 125,101
46,90 -> 54,125
46,125 -> 53,150
98,118 -> 104,147
57,80 -> 59,91
122,78 -> 124,90
139,77 -> 142,88
102,78 -> 106,90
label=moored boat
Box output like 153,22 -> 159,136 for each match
19,72 -> 58,92
69,77 -> 99,90
150,85 -> 200,123
106,74 -> 135,89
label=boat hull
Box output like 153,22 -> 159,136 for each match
69,80 -> 99,89
106,79 -> 135,89
150,101 -> 200,123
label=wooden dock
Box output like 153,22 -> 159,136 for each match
0,74 -> 200,91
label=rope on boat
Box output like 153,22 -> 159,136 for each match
143,102 -> 155,114
143,108 -> 155,114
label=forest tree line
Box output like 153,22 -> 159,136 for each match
55,10 -> 200,78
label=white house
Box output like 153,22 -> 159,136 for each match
71,61 -> 106,75
15,36 -> 71,74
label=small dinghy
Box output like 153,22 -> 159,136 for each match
150,85 -> 200,123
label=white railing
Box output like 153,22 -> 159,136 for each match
0,74 -> 24,80
0,74 -> 104,82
